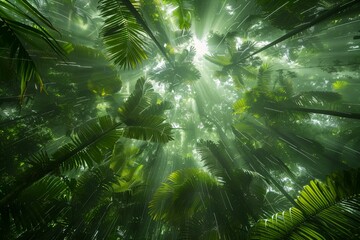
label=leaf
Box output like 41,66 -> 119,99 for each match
122,115 -> 174,143
10,176 -> 69,231
250,168 -> 360,240
149,168 -> 219,225
54,116 -> 123,171
233,98 -> 249,114
332,80 -> 349,90
0,0 -> 64,100
118,77 -> 154,122
205,54 -> 232,66
99,0 -> 149,69
119,78 -> 174,143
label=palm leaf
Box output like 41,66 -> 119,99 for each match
53,115 -> 122,171
1,79 -> 173,206
250,168 -> 360,239
197,140 -> 235,179
149,168 -> 219,225
122,115 -> 173,143
9,176 -> 69,231
153,62 -> 201,89
0,0 -> 64,100
119,78 -> 174,143
99,0 -> 149,69
163,0 -> 193,30
233,0 -> 360,64
118,77 -> 154,121
141,100 -> 173,116
0,116 -> 122,207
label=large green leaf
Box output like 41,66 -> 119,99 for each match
9,176 -> 69,231
149,168 -> 220,225
99,0 -> 149,69
250,168 -> 360,239
0,0 -> 64,100
119,78 -> 174,143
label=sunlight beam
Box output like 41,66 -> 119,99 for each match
193,37 -> 209,62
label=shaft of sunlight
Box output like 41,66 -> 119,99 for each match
193,37 -> 209,63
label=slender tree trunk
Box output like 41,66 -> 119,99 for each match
290,107 -> 360,120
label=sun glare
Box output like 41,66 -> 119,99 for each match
193,37 -> 209,62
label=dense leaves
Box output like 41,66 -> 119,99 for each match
250,168 -> 360,239
0,0 -> 64,100
99,0 -> 149,69
1,0 -> 360,239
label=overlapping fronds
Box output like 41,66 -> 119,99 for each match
141,100 -> 173,116
196,140 -> 232,178
122,115 -> 173,143
250,168 -> 360,239
153,62 -> 201,89
0,0 -> 64,100
72,167 -> 115,208
10,176 -> 69,231
256,64 -> 271,90
119,78 -> 174,143
118,77 -> 154,121
162,0 -> 193,30
53,115 -> 122,171
99,0 -> 149,69
149,168 -> 219,225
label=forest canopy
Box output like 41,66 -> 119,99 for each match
1,0 -> 360,239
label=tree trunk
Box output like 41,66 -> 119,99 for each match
290,107 -> 360,120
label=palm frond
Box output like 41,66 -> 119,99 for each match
141,100 -> 173,116
0,116 -> 122,207
197,140 -> 234,179
149,168 -> 219,225
9,175 -> 69,231
256,63 -> 271,90
163,0 -> 193,30
118,77 -> 154,121
53,115 -> 122,171
250,168 -> 360,239
99,0 -> 149,69
0,0 -> 64,100
72,167 -> 115,208
153,62 -> 201,89
119,78 -> 174,143
122,115 -> 173,143
235,0 -> 360,64
204,54 -> 232,67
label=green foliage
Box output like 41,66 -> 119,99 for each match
163,0 -> 193,30
53,115 -> 122,171
99,0 -> 149,69
149,168 -> 219,224
152,48 -> 201,89
234,66 -> 359,122
0,0 -> 64,100
5,175 -> 69,233
2,0 -> 360,239
153,61 -> 201,89
256,0 -> 320,30
119,78 -> 174,143
250,168 -> 360,239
